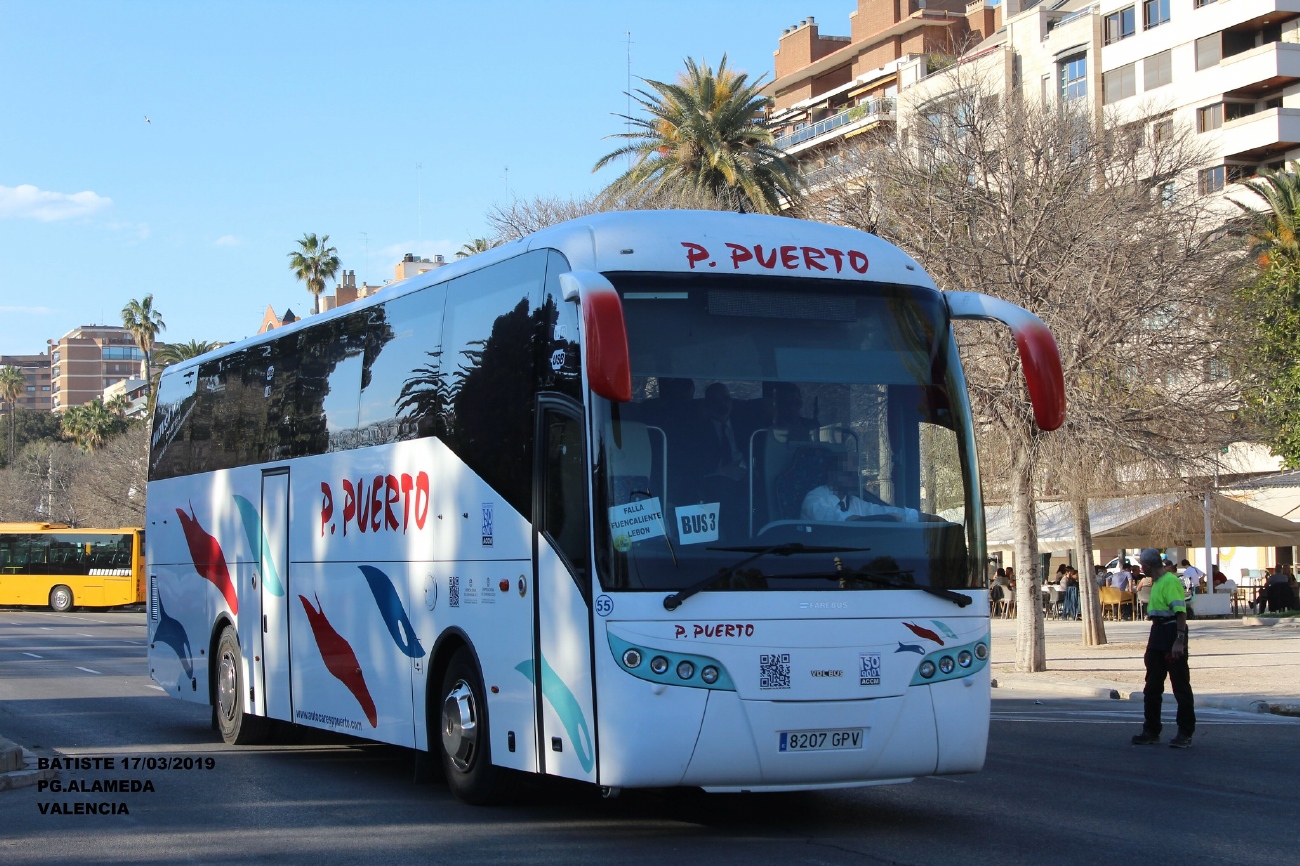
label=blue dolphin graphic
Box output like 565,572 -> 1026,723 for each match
154,596 -> 195,681
233,494 -> 285,597
358,565 -> 425,658
516,656 -> 594,773
895,642 -> 926,655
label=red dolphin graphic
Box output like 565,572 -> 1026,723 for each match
175,505 -> 239,615
298,594 -> 378,728
903,621 -> 945,646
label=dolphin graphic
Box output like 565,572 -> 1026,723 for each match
298,593 -> 378,727
358,565 -> 425,658
232,494 -> 284,597
903,621 -> 945,645
175,505 -> 239,614
929,620 -> 959,641
516,656 -> 594,773
895,642 -> 926,655
153,595 -> 194,682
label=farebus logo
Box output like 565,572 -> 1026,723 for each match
681,241 -> 869,274
319,472 -> 430,537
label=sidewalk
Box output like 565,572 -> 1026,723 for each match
989,617 -> 1300,715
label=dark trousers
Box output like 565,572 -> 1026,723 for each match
1143,648 -> 1195,736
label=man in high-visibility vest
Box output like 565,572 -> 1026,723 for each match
1132,548 -> 1195,748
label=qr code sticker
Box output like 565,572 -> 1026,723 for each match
759,653 -> 791,690
449,575 -> 460,608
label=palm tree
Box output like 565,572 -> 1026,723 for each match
154,339 -> 222,368
456,238 -> 493,259
121,295 -> 166,402
288,233 -> 341,315
1235,169 -> 1300,266
61,399 -> 123,452
593,55 -> 800,214
0,365 -> 25,464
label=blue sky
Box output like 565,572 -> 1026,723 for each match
0,0 -> 857,355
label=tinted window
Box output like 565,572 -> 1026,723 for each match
537,250 -> 582,401
439,251 -> 547,517
150,365 -> 197,480
358,283 -> 448,442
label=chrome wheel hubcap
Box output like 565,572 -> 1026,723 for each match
441,680 -> 478,772
217,650 -> 238,723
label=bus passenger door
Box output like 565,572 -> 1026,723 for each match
260,469 -> 292,722
532,398 -> 597,783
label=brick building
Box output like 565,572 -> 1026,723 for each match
47,325 -> 150,411
0,353 -> 53,413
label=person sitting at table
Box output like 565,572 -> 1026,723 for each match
1109,563 -> 1133,592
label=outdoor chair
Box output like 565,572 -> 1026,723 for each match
1135,585 -> 1151,619
1099,586 -> 1134,620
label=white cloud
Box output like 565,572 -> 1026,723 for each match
0,184 -> 112,221
214,235 -> 240,246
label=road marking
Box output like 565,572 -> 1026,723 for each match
76,667 -> 101,675
121,641 -> 143,645
77,633 -> 94,637
146,684 -> 165,692
22,652 -> 42,659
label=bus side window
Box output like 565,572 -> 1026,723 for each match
540,407 -> 591,594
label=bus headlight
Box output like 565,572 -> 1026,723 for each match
622,648 -> 642,668
700,665 -> 719,684
676,660 -> 695,680
957,650 -> 972,668
919,660 -> 936,679
938,656 -> 955,674
650,656 -> 669,675
973,642 -> 988,661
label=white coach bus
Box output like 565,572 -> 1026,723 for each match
146,210 -> 1064,803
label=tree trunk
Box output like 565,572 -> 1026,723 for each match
1012,445 -> 1046,671
1071,496 -> 1107,646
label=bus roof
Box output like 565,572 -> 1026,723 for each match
160,211 -> 936,378
0,524 -> 142,534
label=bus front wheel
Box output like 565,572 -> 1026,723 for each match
214,626 -> 270,745
438,647 -> 513,804
49,585 -> 73,612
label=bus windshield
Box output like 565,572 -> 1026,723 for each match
591,273 -> 983,594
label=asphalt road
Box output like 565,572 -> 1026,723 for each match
1,608 -> 1297,866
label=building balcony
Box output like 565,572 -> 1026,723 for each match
1221,106 -> 1300,161
1213,41 -> 1300,99
773,99 -> 897,156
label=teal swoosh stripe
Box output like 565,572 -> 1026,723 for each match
233,494 -> 284,597
516,656 -> 594,773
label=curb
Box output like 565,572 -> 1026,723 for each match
1122,691 -> 1300,717
0,737 -> 58,792
992,675 -> 1122,700
1239,616 -> 1300,628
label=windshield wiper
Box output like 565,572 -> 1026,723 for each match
662,543 -> 870,611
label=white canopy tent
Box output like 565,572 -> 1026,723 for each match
983,492 -> 1300,553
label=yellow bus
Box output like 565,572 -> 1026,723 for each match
0,523 -> 145,611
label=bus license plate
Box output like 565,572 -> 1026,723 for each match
779,729 -> 864,752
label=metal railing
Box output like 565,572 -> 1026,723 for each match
773,99 -> 896,151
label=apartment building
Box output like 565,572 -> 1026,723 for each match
47,325 -> 148,411
769,0 -> 1300,200
764,2 -> 1005,184
0,353 -> 53,413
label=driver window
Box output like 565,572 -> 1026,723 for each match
540,408 -> 590,586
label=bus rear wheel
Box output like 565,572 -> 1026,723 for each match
49,585 -> 73,612
214,626 -> 270,745
438,647 -> 514,804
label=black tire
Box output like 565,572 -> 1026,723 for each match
437,646 -> 514,804
49,585 -> 73,612
213,626 -> 271,745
